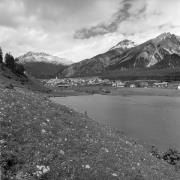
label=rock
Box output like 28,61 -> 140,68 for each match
5,83 -> 14,89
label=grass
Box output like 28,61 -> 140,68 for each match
1,86 -> 180,179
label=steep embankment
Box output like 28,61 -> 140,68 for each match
1,86 -> 180,179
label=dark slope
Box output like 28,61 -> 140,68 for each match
152,54 -> 180,69
62,49 -> 125,77
21,61 -> 67,79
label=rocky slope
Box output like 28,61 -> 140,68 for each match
62,32 -> 180,77
108,32 -> 180,70
18,52 -> 72,79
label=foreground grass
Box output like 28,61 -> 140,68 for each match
1,87 -> 180,180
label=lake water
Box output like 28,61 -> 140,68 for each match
51,95 -> 180,151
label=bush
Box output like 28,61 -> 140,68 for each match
162,148 -> 180,165
14,63 -> 25,75
151,146 -> 180,170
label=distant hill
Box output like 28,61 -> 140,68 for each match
18,52 -> 72,79
62,32 -> 180,79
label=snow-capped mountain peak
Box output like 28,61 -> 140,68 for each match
156,32 -> 173,41
110,39 -> 136,51
18,51 -> 73,65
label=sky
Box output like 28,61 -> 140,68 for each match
0,0 -> 180,62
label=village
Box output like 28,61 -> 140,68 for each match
43,77 -> 180,90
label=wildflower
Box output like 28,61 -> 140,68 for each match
112,173 -> 118,177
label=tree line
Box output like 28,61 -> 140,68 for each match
101,67 -> 180,81
0,47 -> 25,76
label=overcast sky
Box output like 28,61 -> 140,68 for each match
0,0 -> 180,62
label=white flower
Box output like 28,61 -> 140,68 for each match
0,139 -> 5,144
35,165 -> 50,177
85,164 -> 90,169
41,129 -> 46,133
60,150 -> 65,155
46,118 -> 50,122
112,173 -> 118,177
103,147 -> 109,153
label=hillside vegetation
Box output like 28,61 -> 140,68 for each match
101,67 -> 180,81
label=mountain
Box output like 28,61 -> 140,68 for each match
18,52 -> 72,79
110,39 -> 136,51
62,32 -> 180,78
62,39 -> 135,77
108,32 -> 180,70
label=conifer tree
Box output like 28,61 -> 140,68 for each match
0,47 -> 3,63
5,53 -> 15,71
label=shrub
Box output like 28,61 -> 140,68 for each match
162,148 -> 180,165
151,146 -> 180,170
14,63 -> 25,75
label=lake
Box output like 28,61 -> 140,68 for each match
51,94 -> 180,151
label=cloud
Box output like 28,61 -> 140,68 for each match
0,0 -> 180,62
74,0 -> 146,39
74,23 -> 117,39
0,0 -> 25,28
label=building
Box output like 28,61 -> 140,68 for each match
112,81 -> 125,88
137,81 -> 149,88
129,84 -> 136,88
153,82 -> 168,88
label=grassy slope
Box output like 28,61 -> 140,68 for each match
1,86 -> 180,179
0,66 -> 51,93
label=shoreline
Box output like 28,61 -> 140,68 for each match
48,86 -> 180,98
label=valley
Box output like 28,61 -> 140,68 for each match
1,0 -> 180,179
1,32 -> 180,180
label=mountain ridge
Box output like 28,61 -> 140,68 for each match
62,32 -> 180,78
18,51 -> 72,65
